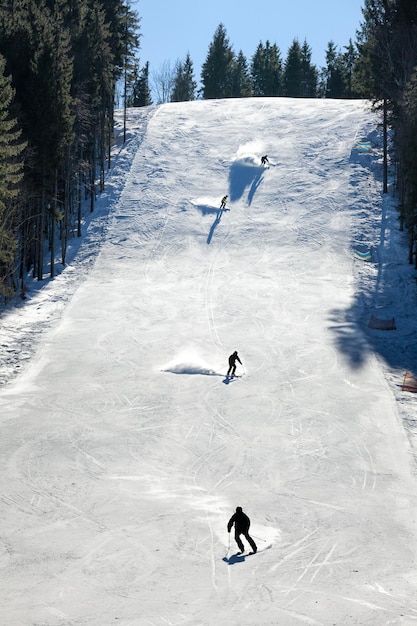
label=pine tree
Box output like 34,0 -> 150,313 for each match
354,0 -> 396,101
400,66 -> 417,264
181,53 -> 197,100
120,1 -> 141,139
0,54 -> 25,300
251,41 -> 282,96
230,50 -> 252,97
30,3 -> 74,170
99,0 -> 133,76
170,61 -> 183,102
343,39 -> 358,98
283,39 -> 304,97
300,40 -> 318,97
321,41 -> 345,98
201,23 -> 235,99
129,62 -> 152,106
171,53 -> 197,102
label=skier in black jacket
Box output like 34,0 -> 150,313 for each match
227,351 -> 242,378
227,506 -> 257,554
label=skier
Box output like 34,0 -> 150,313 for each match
227,350 -> 242,378
261,155 -> 269,166
220,194 -> 228,209
227,506 -> 257,554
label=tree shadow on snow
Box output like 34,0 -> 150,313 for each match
329,131 -> 417,376
328,308 -> 373,369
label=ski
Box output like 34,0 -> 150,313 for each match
223,374 -> 244,385
223,544 -> 272,563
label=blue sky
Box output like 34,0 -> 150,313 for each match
133,0 -> 365,78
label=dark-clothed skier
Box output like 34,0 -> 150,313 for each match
220,195 -> 228,209
227,351 -> 242,377
227,507 -> 257,554
261,155 -> 269,166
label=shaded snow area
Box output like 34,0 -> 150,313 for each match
1,98 -> 417,625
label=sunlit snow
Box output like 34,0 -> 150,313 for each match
1,98 -> 417,625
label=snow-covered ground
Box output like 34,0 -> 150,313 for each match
1,98 -> 417,625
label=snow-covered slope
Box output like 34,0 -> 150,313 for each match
1,98 -> 417,625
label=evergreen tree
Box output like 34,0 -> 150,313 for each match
400,68 -> 417,262
0,54 -> 25,301
29,2 -> 74,171
230,50 -> 252,97
343,39 -> 358,98
99,0 -> 134,77
354,0 -> 396,101
300,40 -> 318,97
251,41 -> 282,96
321,41 -> 345,98
171,53 -> 197,102
129,61 -> 152,106
201,23 -> 234,99
283,39 -> 304,97
181,53 -> 197,100
127,63 -> 140,105
356,0 -> 417,102
120,1 -> 141,139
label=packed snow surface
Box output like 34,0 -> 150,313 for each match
1,98 -> 417,625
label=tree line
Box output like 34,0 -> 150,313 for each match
133,24 -> 359,106
1,1 -> 417,303
0,0 -> 139,301
355,0 -> 417,266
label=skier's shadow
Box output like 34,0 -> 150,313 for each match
207,208 -> 226,244
222,553 -> 246,565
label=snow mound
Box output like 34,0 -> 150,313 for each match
161,349 -> 222,376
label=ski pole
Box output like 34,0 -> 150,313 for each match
225,532 -> 231,557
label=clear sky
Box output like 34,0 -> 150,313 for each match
133,0 -> 365,80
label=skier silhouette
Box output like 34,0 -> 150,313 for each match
220,195 -> 228,209
227,507 -> 257,554
227,351 -> 242,377
261,155 -> 269,166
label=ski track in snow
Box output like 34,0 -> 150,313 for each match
0,98 -> 417,625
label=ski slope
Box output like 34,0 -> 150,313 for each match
1,98 -> 417,625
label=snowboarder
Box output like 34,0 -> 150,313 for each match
227,351 -> 242,378
261,155 -> 269,166
227,507 -> 257,554
220,195 -> 228,209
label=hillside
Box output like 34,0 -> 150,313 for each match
0,98 -> 417,625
